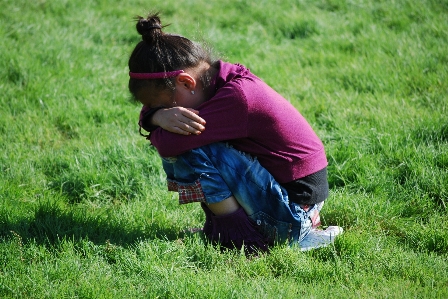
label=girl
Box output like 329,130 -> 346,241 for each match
128,13 -> 342,254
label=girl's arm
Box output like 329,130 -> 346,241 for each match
140,106 -> 206,135
150,86 -> 248,157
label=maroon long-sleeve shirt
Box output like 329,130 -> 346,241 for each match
148,61 -> 327,184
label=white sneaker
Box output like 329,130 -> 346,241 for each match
299,226 -> 343,252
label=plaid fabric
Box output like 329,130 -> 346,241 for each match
167,179 -> 206,204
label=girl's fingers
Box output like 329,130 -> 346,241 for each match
172,127 -> 192,135
178,121 -> 203,135
178,115 -> 205,132
182,108 -> 206,125
158,107 -> 205,135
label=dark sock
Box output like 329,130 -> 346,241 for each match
209,207 -> 269,254
200,203 -> 214,238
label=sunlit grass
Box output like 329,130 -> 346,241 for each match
1,0 -> 447,298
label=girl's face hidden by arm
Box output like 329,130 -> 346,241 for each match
136,72 -> 208,109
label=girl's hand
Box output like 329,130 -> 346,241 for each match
152,107 -> 206,135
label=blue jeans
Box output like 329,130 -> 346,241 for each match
162,143 -> 322,246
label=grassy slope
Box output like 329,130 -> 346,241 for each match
1,0 -> 447,298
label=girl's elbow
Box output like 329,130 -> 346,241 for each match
156,147 -> 172,157
157,146 -> 181,157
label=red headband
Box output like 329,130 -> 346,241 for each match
129,70 -> 184,79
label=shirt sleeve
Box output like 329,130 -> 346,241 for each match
150,84 -> 249,157
139,106 -> 165,133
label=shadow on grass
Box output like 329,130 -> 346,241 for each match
0,203 -> 185,248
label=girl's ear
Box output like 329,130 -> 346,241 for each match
175,73 -> 197,91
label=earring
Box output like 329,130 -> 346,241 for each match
191,90 -> 195,95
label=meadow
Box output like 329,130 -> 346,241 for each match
1,0 -> 447,297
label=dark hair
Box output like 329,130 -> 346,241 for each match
128,13 -> 214,100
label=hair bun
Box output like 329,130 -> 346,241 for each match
136,14 -> 163,42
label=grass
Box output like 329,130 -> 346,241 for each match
1,0 -> 447,298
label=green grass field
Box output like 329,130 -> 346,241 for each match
1,0 -> 447,298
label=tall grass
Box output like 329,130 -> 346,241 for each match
1,0 -> 447,298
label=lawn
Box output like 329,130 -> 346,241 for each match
1,0 -> 447,298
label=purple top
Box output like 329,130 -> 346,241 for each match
149,61 -> 328,183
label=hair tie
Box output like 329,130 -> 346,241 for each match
146,24 -> 162,29
129,70 -> 184,79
